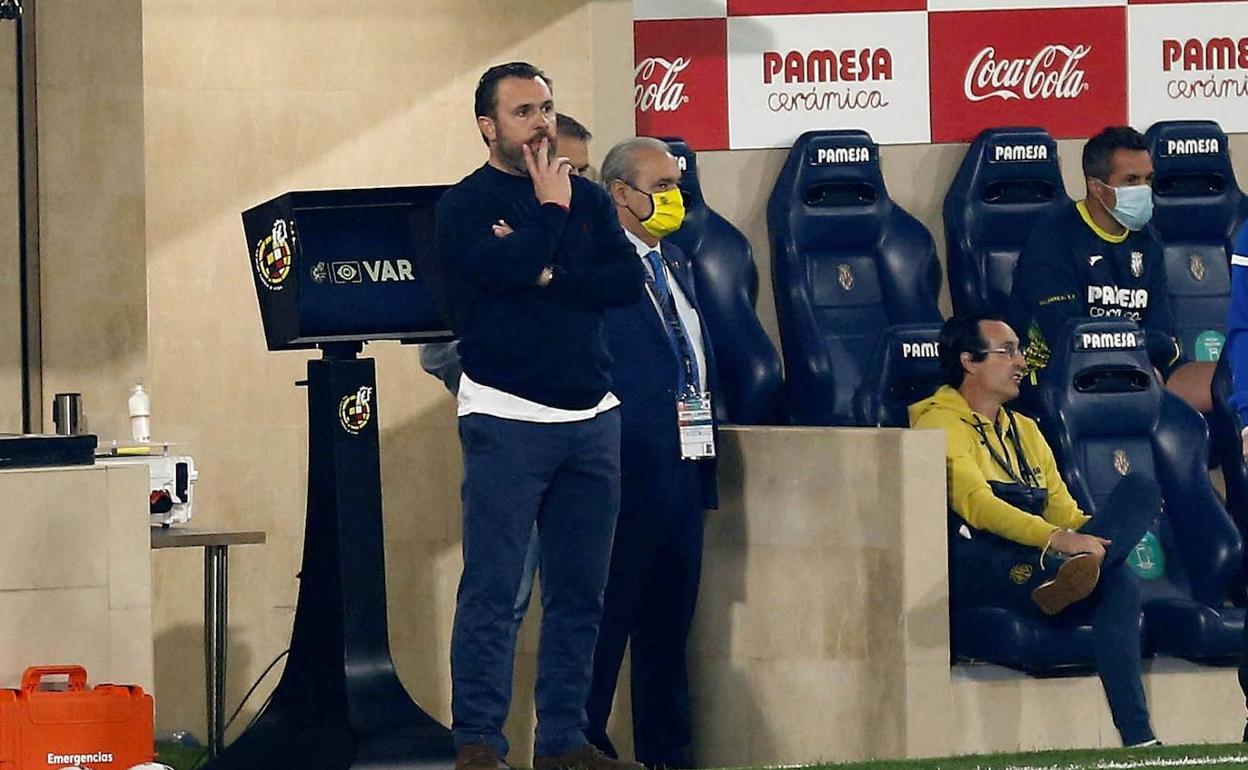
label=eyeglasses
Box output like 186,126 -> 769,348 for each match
980,344 -> 1023,359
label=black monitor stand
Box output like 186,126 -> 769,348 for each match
205,343 -> 455,770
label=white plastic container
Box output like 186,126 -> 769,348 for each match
128,384 -> 151,443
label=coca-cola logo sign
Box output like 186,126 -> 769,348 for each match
929,6 -> 1125,143
634,18 -> 728,150
635,57 -> 690,113
963,45 -> 1090,102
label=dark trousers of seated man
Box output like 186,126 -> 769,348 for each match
585,459 -> 704,769
951,473 -> 1160,746
452,411 -> 621,760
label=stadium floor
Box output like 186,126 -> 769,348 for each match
154,743 -> 1248,770
804,744 -> 1248,770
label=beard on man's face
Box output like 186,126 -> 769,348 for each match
495,127 -> 558,175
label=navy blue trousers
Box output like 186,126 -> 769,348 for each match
585,459 -> 705,768
451,411 -> 621,759
952,473 -> 1159,746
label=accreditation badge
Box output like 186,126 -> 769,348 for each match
677,392 -> 715,460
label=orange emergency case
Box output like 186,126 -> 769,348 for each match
0,666 -> 153,769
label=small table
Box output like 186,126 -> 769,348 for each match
151,526 -> 266,759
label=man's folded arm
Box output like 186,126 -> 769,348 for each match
546,198 -> 644,308
437,195 -> 568,291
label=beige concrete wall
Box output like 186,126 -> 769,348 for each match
0,22 -> 21,432
0,463 -> 153,692
138,0 -> 636,757
36,0 -> 147,440
693,428 -> 1246,765
25,0 -> 1248,760
951,660 -> 1246,755
695,136 -> 1248,342
692,426 -> 952,765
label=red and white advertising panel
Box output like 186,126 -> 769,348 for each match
726,0 -> 924,13
634,18 -> 730,150
929,0 -> 1125,8
634,0 -> 725,20
929,7 -> 1128,143
725,12 -> 931,148
1128,0 -> 1243,5
1128,1 -> 1248,132
633,0 -> 1248,149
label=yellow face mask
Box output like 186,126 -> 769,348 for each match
629,184 -> 686,239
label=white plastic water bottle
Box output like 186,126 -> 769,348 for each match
128,384 -> 151,443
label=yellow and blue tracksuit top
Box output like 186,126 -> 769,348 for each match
909,385 -> 1089,548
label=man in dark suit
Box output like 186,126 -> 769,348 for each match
585,137 -> 719,769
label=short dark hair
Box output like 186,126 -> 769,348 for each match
939,312 -> 1007,388
474,62 -> 552,121
556,113 -> 592,142
1082,126 -> 1148,182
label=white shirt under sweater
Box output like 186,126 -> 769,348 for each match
456,227 -> 709,420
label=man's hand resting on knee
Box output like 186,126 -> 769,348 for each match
1049,529 -> 1110,559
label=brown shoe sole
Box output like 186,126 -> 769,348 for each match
1031,552 -> 1102,616
533,747 -> 644,770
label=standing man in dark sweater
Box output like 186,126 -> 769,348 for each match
435,62 -> 644,770
1010,126 -> 1213,412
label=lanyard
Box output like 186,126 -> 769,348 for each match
643,250 -> 701,398
971,410 -> 1039,488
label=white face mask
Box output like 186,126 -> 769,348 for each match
1102,182 -> 1155,231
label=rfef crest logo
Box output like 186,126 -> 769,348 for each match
339,386 -> 374,434
254,219 -> 294,291
928,6 -> 1126,143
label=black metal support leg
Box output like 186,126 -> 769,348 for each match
204,353 -> 455,770
204,544 -> 229,759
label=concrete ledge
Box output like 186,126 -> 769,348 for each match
0,463 -> 153,690
687,426 -> 1245,764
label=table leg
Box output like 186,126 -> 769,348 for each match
204,544 -> 229,759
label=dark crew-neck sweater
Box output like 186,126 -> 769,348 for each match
435,163 -> 644,410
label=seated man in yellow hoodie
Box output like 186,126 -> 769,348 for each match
910,312 -> 1161,747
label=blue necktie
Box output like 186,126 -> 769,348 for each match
644,249 -> 700,395
645,250 -> 671,307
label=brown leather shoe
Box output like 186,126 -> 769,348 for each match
456,744 -> 508,770
534,744 -> 645,770
1032,551 -> 1102,616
